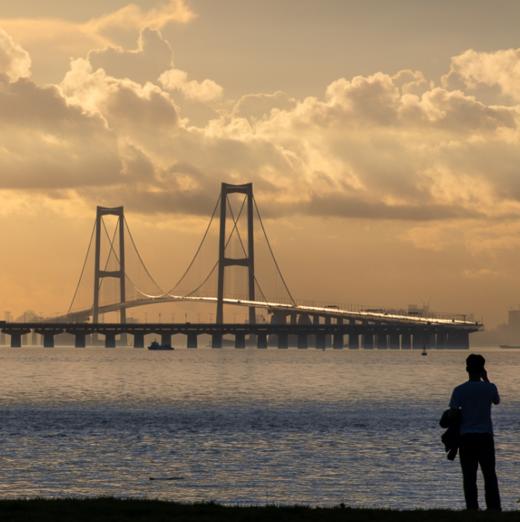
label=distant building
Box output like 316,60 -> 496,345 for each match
473,308 -> 520,346
508,309 -> 520,337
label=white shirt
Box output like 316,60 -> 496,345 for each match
449,380 -> 500,434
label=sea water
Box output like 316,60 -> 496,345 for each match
0,346 -> 518,510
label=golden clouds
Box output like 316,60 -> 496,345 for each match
1,19 -> 520,243
444,48 -> 520,102
159,68 -> 223,103
0,1 -> 193,83
0,28 -> 30,81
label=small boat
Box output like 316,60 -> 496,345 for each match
499,344 -> 520,349
148,340 -> 174,351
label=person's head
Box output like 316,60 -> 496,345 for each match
466,353 -> 486,379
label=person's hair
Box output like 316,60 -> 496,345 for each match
466,353 -> 485,374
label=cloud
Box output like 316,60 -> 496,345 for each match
0,1 -> 193,83
159,68 -> 223,103
89,28 -> 173,84
0,75 -> 122,190
463,268 -> 501,280
0,28 -> 31,81
3,24 -> 520,255
88,0 -> 194,40
61,58 -> 179,131
232,91 -> 297,121
55,56 -> 520,224
443,48 -> 520,102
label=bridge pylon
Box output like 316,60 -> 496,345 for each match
93,206 -> 127,327
216,182 -> 256,325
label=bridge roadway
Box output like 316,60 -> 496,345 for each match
1,313 -> 479,350
57,295 -> 479,328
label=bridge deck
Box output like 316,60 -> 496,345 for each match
57,296 -> 481,330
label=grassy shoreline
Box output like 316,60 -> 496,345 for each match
0,499 -> 517,522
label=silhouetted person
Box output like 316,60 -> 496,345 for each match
449,354 -> 501,511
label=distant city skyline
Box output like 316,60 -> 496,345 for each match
2,1 -> 520,327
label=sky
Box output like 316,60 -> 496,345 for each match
1,0 -> 520,327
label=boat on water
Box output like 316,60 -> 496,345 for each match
499,344 -> 520,349
148,340 -> 174,351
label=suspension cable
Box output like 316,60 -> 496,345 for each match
253,196 -> 296,305
123,217 -> 164,294
164,195 -> 220,295
185,259 -> 218,297
184,196 -> 247,297
67,220 -> 96,313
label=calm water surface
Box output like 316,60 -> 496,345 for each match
0,346 -> 518,509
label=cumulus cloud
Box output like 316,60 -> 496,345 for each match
3,22 -> 520,253
0,74 -> 122,190
0,29 -> 31,81
159,68 -> 223,103
61,58 -> 178,130
443,48 -> 520,102
0,1 -> 193,83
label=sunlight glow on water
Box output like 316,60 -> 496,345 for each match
0,347 -> 518,509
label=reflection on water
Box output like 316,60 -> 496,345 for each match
0,347 -> 517,509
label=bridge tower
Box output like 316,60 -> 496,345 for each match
93,206 -> 127,325
216,182 -> 256,325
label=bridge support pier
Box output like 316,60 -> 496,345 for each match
447,331 -> 469,349
277,333 -> 289,349
362,333 -> 374,349
75,333 -> 86,348
333,333 -> 344,349
401,333 -> 412,350
133,333 -> 144,348
161,333 -> 172,348
436,331 -> 447,349
297,333 -> 308,349
376,333 -> 388,349
348,333 -> 359,349
256,333 -> 267,349
187,333 -> 198,349
316,333 -> 326,349
388,333 -> 400,349
105,333 -> 116,348
235,333 -> 246,348
324,317 -> 332,348
10,333 -> 22,348
43,333 -> 55,348
297,313 -> 312,326
212,334 -> 222,348
413,331 -> 428,350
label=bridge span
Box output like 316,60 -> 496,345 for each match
58,294 -> 479,328
2,295 -> 480,349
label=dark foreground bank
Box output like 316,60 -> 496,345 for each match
0,499 -> 518,522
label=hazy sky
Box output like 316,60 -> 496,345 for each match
1,0 -> 520,327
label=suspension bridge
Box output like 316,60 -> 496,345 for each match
1,182 -> 481,349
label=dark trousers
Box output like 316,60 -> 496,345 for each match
459,433 -> 501,511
